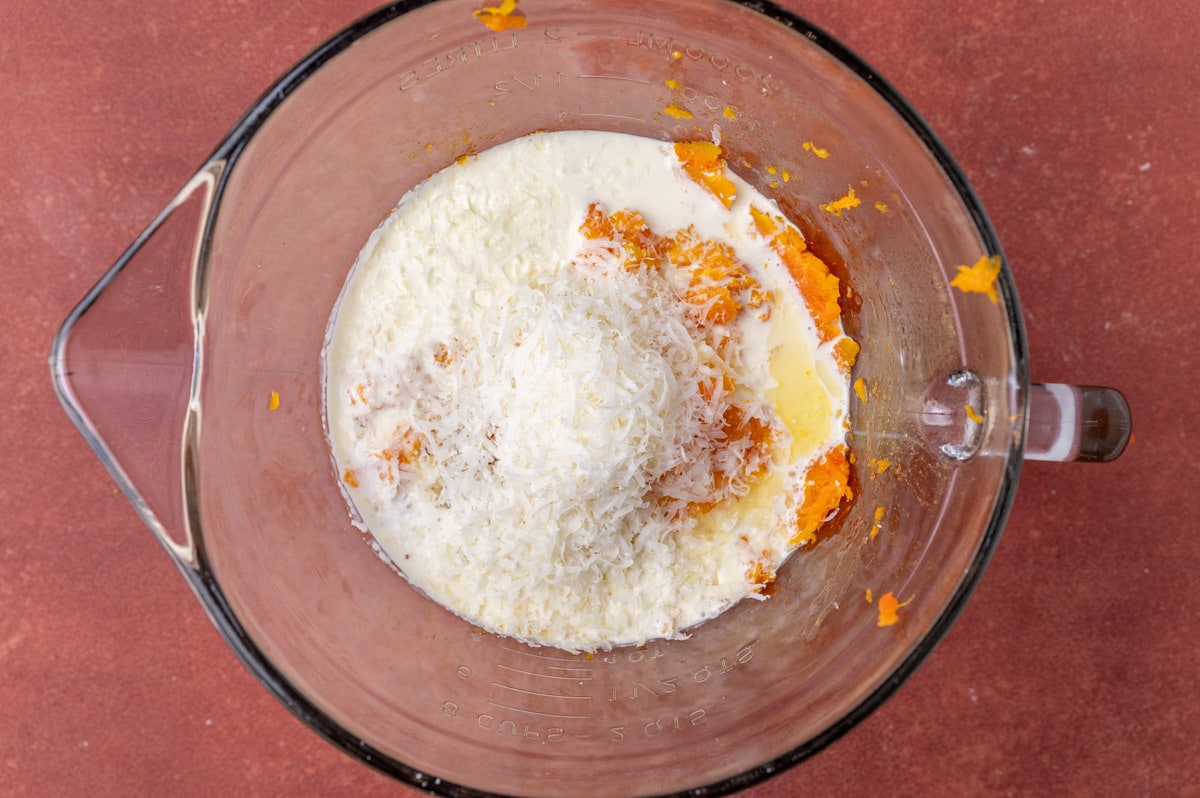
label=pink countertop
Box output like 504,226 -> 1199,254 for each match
2,0 -> 1197,795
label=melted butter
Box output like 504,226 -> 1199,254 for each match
768,300 -> 836,459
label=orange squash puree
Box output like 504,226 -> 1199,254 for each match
663,102 -> 693,120
950,254 -> 1002,303
473,0 -> 526,31
747,554 -> 777,589
370,429 -> 425,484
820,187 -> 861,216
750,205 -> 843,344
580,204 -> 667,271
877,591 -> 908,627
789,445 -> 853,546
667,227 -> 767,328
802,141 -> 830,159
673,141 -> 737,209
433,342 -> 457,366
581,203 -> 767,332
869,505 -> 885,539
700,372 -> 775,492
351,381 -> 370,406
833,337 -> 860,372
660,377 -> 776,519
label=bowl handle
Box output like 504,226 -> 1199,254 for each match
1024,383 -> 1131,462
49,165 -> 222,567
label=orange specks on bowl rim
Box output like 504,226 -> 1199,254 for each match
802,141 -> 830,159
473,0 -> 527,32
663,102 -> 693,120
950,254 -> 1003,303
869,505 -> 885,539
853,377 -> 867,404
820,187 -> 861,216
876,591 -> 910,627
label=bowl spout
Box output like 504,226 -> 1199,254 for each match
49,167 -> 221,563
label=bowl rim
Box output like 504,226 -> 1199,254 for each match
59,0 -> 1027,795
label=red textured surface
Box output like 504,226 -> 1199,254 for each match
2,1 -> 1197,796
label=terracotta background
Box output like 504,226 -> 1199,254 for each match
2,0 -> 1197,796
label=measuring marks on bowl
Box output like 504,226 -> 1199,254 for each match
440,638 -> 758,746
486,649 -> 595,727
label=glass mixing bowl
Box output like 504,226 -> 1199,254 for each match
51,0 -> 1130,795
